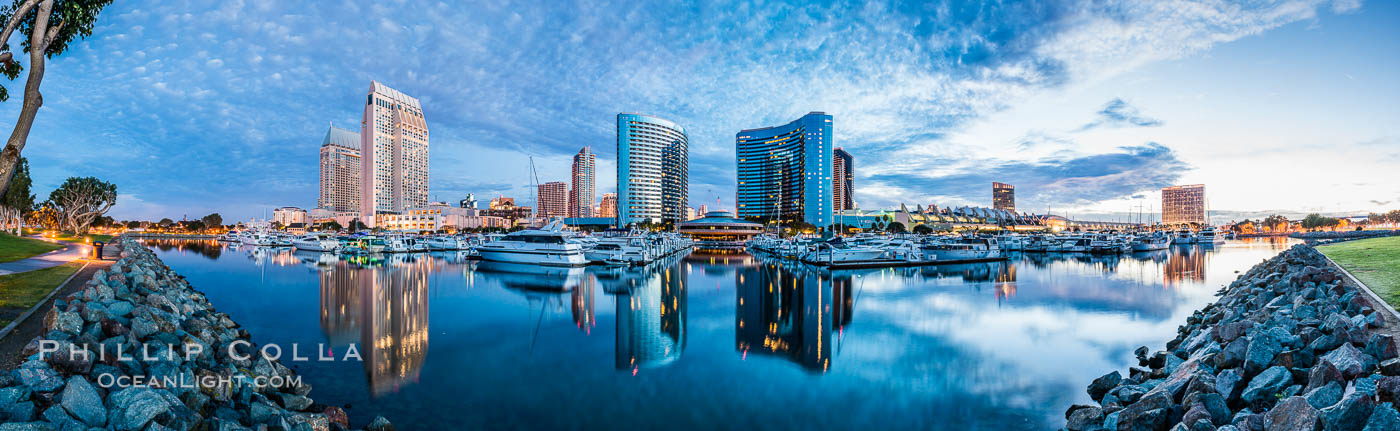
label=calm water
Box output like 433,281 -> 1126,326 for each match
139,238 -> 1295,430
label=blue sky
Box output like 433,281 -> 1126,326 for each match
3,0 -> 1396,223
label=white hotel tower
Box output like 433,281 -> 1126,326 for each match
360,81 -> 429,225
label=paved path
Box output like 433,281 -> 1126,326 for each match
0,237 -> 91,275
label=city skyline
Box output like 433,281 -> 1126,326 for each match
3,1 -> 1397,223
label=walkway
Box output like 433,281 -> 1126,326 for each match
0,237 -> 95,275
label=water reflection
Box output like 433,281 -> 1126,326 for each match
606,254 -> 688,373
139,238 -> 1298,429
317,257 -> 432,396
141,238 -> 224,260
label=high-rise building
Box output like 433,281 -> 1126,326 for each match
318,125 -> 361,212
617,114 -> 688,225
599,193 -> 618,218
833,148 -> 854,211
1162,184 -> 1206,225
360,81 -> 429,225
992,182 -> 1015,212
538,181 -> 568,219
459,193 -> 478,209
570,147 -> 596,218
735,112 -> 834,227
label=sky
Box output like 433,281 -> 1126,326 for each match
2,0 -> 1397,223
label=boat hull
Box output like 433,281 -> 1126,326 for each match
478,248 -> 588,266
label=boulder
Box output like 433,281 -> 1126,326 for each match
1321,392 -> 1375,431
1216,368 -> 1244,404
1379,376 -> 1400,404
366,416 -> 396,431
1263,396 -> 1321,431
1088,371 -> 1122,403
1245,335 -> 1283,375
1365,334 -> 1398,361
1240,366 -> 1293,407
1066,405 -> 1103,431
57,377 -> 104,427
1303,381 -> 1343,409
1306,361 -> 1344,392
1362,403 -> 1400,431
106,387 -> 171,431
1320,343 -> 1374,379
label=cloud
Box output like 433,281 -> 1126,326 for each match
867,143 -> 1190,209
1076,98 -> 1163,131
0,0 -> 1360,221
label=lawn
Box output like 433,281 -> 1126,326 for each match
1319,236 -> 1400,308
0,233 -> 64,263
0,262 -> 83,327
50,232 -> 114,244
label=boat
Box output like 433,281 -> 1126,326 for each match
1130,231 -> 1172,251
800,237 -> 887,263
920,236 -> 1005,262
1198,226 -> 1226,244
476,220 -> 588,266
995,234 -> 1025,252
425,235 -> 466,251
585,235 -> 652,265
1052,236 -> 1092,253
341,235 -> 386,254
217,231 -> 241,242
1174,228 -> 1197,244
291,233 -> 340,252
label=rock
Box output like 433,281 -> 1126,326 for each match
1219,339 -> 1248,369
249,401 -> 278,424
11,365 -> 63,392
1321,392 -> 1375,431
1263,396 -> 1321,431
1245,335 -> 1283,375
1383,358 -> 1400,376
1088,371 -> 1122,402
50,312 -> 82,334
1216,368 -> 1244,403
57,377 -> 104,427
1066,405 -> 1103,431
1306,361 -> 1344,392
323,405 -> 349,428
1380,376 -> 1400,404
1304,381 -> 1343,409
2,400 -> 35,422
1116,392 -> 1172,431
1183,392 -> 1229,426
1362,403 -> 1400,431
1366,333 -> 1398,361
1240,366 -> 1293,407
1320,343 -> 1374,379
279,393 -> 313,411
130,316 -> 157,340
366,416 -> 395,431
106,387 -> 171,431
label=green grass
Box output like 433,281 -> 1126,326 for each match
49,232 -> 113,243
0,262 -> 83,327
0,233 -> 64,263
1319,236 -> 1400,308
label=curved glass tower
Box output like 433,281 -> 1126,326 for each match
616,113 -> 689,225
736,112 -> 833,227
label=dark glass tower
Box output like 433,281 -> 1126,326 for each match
735,112 -> 833,227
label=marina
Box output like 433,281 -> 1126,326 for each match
135,236 -> 1296,430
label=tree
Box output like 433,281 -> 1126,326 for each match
124,220 -> 139,229
886,221 -> 906,233
181,220 -> 205,232
0,0 -> 114,196
323,220 -> 343,232
1262,215 -> 1289,233
200,213 -> 222,228
349,218 -> 367,232
48,176 -> 115,234
0,155 -> 30,233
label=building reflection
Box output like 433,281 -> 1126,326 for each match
735,262 -> 853,373
613,255 -> 688,373
1164,246 -> 1208,286
318,260 -> 431,397
138,239 -> 224,260
572,276 -> 595,334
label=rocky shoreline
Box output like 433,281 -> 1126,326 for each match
0,238 -> 395,430
1064,244 -> 1400,431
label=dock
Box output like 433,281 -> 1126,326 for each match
798,256 -> 1009,269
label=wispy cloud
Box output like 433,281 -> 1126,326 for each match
867,143 -> 1190,210
0,0 -> 1367,220
1076,98 -> 1163,131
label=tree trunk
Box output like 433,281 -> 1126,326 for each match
0,0 -> 52,197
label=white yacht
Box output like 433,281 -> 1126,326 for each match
800,238 -> 886,263
291,233 -> 340,252
1052,236 -> 1092,253
1198,226 -> 1225,244
920,236 -> 1004,262
425,235 -> 466,251
476,220 -> 588,266
1175,228 -> 1197,244
585,236 -> 651,265
1131,232 -> 1172,251
995,234 -> 1025,252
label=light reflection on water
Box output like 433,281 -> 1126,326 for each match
138,237 -> 1295,430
